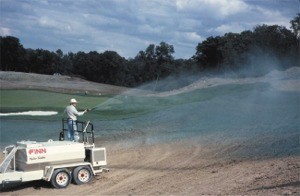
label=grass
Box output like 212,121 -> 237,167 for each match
90,82 -> 270,120
0,90 -> 110,120
0,90 -> 109,108
0,83 -> 269,121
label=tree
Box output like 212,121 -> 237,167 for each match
101,51 -> 128,85
132,42 -> 176,83
290,13 -> 300,67
195,36 -> 223,69
0,36 -> 26,71
253,24 -> 297,61
145,44 -> 156,60
290,13 -> 300,38
155,42 -> 174,64
56,49 -> 63,59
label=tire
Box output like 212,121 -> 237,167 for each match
72,166 -> 94,185
51,169 -> 71,189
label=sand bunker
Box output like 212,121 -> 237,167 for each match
0,111 -> 58,116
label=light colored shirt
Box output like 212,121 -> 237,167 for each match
65,105 -> 85,120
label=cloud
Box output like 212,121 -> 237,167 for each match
0,0 -> 297,59
213,23 -> 246,34
0,27 -> 12,36
38,16 -> 72,32
138,24 -> 164,35
180,32 -> 204,42
176,0 -> 249,18
250,6 -> 292,27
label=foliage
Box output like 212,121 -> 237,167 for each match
194,24 -> 298,73
0,36 -> 25,71
290,13 -> 300,38
0,14 -> 298,87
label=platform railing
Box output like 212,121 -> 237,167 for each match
60,118 -> 95,145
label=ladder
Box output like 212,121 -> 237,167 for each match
0,145 -> 18,173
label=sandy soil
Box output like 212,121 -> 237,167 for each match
1,139 -> 299,195
0,71 -> 130,95
1,69 -> 300,195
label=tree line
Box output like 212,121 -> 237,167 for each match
1,14 -> 299,88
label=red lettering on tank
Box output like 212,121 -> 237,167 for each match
28,148 -> 47,155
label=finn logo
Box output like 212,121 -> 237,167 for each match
28,148 -> 47,155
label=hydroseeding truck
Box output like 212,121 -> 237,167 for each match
0,119 -> 108,189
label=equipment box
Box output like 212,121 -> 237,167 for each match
85,147 -> 106,167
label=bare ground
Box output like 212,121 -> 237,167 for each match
0,71 -> 130,95
1,139 -> 299,195
1,70 -> 300,195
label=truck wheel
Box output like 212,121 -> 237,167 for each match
51,169 -> 71,188
73,166 -> 94,185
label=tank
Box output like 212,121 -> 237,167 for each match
14,140 -> 85,171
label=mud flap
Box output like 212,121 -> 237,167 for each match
59,131 -> 64,141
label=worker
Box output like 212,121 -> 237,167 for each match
65,98 -> 88,141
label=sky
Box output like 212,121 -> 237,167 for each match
0,0 -> 299,59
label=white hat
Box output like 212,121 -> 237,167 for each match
70,98 -> 78,103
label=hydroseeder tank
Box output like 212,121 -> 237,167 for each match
0,119 -> 109,189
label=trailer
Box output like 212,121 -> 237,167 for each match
0,119 -> 108,189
